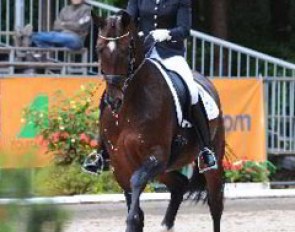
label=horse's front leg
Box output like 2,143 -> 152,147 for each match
126,156 -> 165,232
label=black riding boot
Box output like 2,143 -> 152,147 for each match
82,92 -> 110,175
191,98 -> 218,173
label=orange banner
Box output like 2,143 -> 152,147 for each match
0,77 -> 265,168
213,78 -> 266,161
0,78 -> 105,168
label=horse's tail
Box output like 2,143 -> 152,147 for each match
186,167 -> 208,204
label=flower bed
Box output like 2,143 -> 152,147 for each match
223,160 -> 276,183
23,83 -> 100,165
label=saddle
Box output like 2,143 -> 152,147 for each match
156,61 -> 191,122
153,59 -> 219,125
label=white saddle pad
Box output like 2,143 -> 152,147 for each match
148,58 -> 220,128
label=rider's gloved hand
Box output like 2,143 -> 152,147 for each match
150,29 -> 172,42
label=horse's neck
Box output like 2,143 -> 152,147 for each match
122,62 -> 171,118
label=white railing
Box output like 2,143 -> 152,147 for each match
187,30 -> 295,78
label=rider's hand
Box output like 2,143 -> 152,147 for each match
150,29 -> 172,42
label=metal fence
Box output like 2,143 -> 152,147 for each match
0,0 -> 295,155
265,78 -> 295,155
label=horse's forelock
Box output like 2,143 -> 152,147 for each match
105,16 -> 124,36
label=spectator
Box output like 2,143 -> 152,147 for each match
31,0 -> 91,50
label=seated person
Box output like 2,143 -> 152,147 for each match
31,0 -> 91,50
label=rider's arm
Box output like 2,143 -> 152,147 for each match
126,0 -> 139,25
169,0 -> 191,41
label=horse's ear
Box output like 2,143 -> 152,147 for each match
91,11 -> 105,28
117,10 -> 131,29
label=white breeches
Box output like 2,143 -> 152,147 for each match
149,48 -> 200,104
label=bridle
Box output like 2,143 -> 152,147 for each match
98,31 -> 137,90
99,31 -> 130,41
98,30 -> 139,113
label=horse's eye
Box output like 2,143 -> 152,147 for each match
96,45 -> 104,53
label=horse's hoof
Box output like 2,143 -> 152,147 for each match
160,225 -> 174,232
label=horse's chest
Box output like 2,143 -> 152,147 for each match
101,110 -> 129,152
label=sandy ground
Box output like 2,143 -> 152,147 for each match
63,198 -> 295,232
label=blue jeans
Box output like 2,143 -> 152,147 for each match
31,31 -> 83,50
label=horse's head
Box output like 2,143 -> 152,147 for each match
93,10 -> 144,113
93,10 -> 143,83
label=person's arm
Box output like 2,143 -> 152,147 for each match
126,0 -> 139,24
169,0 -> 192,41
53,8 -> 66,31
62,7 -> 91,33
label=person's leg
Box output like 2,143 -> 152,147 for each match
161,56 -> 218,172
82,92 -> 110,175
31,32 -> 57,48
47,32 -> 83,50
32,32 -> 83,50
191,97 -> 218,173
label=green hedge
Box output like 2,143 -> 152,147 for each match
33,165 -> 122,196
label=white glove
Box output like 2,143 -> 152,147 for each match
138,31 -> 144,37
150,29 -> 172,42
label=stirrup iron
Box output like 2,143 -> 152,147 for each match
198,148 -> 218,174
82,150 -> 104,175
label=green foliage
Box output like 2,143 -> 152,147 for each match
0,162 -> 68,232
33,164 -> 122,196
223,160 -> 277,183
23,83 -> 100,165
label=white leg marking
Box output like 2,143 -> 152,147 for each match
107,41 -> 116,53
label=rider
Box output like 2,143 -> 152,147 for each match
83,0 -> 218,174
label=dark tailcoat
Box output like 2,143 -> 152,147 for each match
127,0 -> 192,58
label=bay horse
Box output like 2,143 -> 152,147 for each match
93,10 -> 225,232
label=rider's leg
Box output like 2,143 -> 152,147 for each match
96,91 -> 110,166
191,96 -> 218,173
82,91 -> 110,174
160,55 -> 217,173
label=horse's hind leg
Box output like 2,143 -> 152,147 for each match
159,171 -> 189,231
126,156 -> 165,232
205,135 -> 224,232
205,171 -> 224,232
